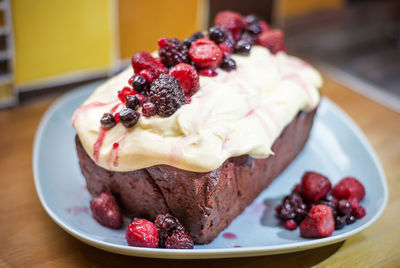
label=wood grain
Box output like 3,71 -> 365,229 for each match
0,75 -> 399,267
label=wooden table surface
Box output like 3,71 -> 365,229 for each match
1,75 -> 399,267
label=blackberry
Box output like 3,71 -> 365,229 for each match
125,95 -> 140,110
209,27 -> 226,44
158,38 -> 190,68
148,74 -> 185,117
155,213 -> 186,248
220,57 -> 236,71
234,40 -> 251,55
100,113 -> 116,129
132,75 -> 147,93
335,215 -> 347,230
164,231 -> 194,249
118,108 -> 139,128
276,193 -> 308,224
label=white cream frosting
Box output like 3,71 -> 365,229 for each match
72,46 -> 322,172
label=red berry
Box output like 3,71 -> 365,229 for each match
199,68 -> 218,77
259,21 -> 269,32
353,206 -> 366,219
301,171 -> 331,203
126,219 -> 159,248
169,63 -> 199,97
348,197 -> 360,210
337,199 -> 352,215
257,30 -> 286,54
333,177 -> 365,201
189,38 -> 223,70
139,69 -> 154,83
90,192 -> 122,229
284,219 -> 297,230
300,205 -> 334,238
114,112 -> 120,123
218,43 -> 231,56
214,10 -> 244,41
131,51 -> 167,79
292,183 -> 302,194
158,37 -> 168,48
185,95 -> 191,104
136,93 -> 145,105
164,230 -> 194,249
128,75 -> 135,86
117,87 -> 136,103
142,102 -> 156,117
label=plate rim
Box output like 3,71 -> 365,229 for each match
33,86 -> 389,259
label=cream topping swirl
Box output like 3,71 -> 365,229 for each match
73,46 -> 322,172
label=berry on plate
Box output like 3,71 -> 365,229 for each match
90,192 -> 122,229
333,177 -> 366,201
300,204 -> 335,238
126,219 -> 159,248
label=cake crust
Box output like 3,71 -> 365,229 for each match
76,108 -> 317,244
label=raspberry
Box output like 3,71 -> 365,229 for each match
291,183 -> 302,194
119,108 -> 139,128
353,206 -> 366,219
257,30 -> 286,54
139,69 -> 154,83
142,102 -> 156,117
148,74 -> 185,117
131,51 -> 167,79
259,21 -> 269,32
300,205 -> 334,238
214,10 -> 244,41
218,43 -> 232,56
284,219 -> 297,230
333,177 -> 366,201
126,219 -> 159,248
169,63 -> 199,96
158,38 -> 190,68
90,192 -> 122,229
164,231 -> 194,249
276,193 -> 308,224
100,113 -> 116,129
301,171 -> 332,203
118,87 -> 136,103
189,38 -> 223,70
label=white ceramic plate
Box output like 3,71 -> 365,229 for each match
33,81 -> 388,259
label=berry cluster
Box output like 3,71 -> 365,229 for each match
100,10 -> 287,127
276,172 -> 366,238
90,192 -> 194,249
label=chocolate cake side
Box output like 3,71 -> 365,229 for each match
75,108 -> 317,244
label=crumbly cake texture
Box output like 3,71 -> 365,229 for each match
76,108 -> 316,244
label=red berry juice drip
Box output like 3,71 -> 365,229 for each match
222,232 -> 237,239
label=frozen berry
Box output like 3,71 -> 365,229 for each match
276,193 -> 308,224
220,57 -> 236,71
157,37 -> 168,48
125,95 -> 141,110
209,27 -> 226,44
199,68 -> 218,77
132,75 -> 147,93
301,171 -> 332,203
189,38 -> 223,70
258,30 -> 286,54
100,113 -> 116,129
300,204 -> 334,238
353,206 -> 366,219
234,40 -> 251,55
139,69 -> 154,83
240,32 -> 258,45
126,219 -> 159,248
244,14 -> 260,25
136,93 -> 146,105
335,215 -> 347,230
214,10 -> 244,41
164,231 -> 194,249
259,21 -> 269,32
118,86 -> 136,103
191,31 -> 204,40
284,219 -> 297,230
119,108 -> 139,128
348,197 -> 360,210
142,102 -> 156,117
148,74 -> 185,117
292,183 -> 302,195
337,199 -> 352,215
158,38 -> 190,68
218,43 -> 232,56
169,63 -> 199,96
183,37 -> 195,48
246,23 -> 262,35
333,177 -> 365,201
346,215 -> 356,224
131,51 -> 167,79
90,192 -> 122,229
155,213 -> 187,248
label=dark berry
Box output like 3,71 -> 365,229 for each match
353,206 -> 366,219
131,51 -> 167,79
337,199 -> 352,215
346,215 -> 356,225
164,231 -> 194,249
183,37 -> 195,48
246,23 -> 262,35
220,57 -> 236,71
240,32 -> 258,45
189,38 -> 223,70
142,102 -> 156,117
335,215 -> 347,230
132,75 -> 147,93
284,219 -> 297,230
155,213 -> 187,248
90,192 -> 122,229
148,74 -> 185,117
158,38 -> 190,68
119,108 -> 139,128
276,193 -> 308,224
209,27 -> 226,44
245,14 -> 261,25
169,63 -> 199,96
191,31 -> 204,40
100,113 -> 116,129
118,86 -> 136,103
125,95 -> 140,110
234,40 -> 251,55
126,219 -> 159,248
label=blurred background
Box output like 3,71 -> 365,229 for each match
0,0 -> 399,112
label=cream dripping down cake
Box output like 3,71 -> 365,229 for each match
72,11 -> 322,247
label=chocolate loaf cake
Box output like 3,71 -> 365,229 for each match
76,107 -> 316,244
